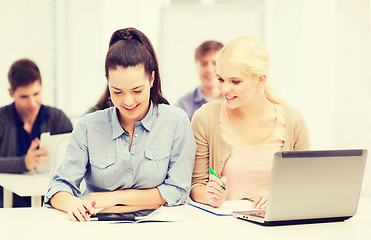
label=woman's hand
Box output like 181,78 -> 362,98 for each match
205,174 -> 228,208
82,191 -> 117,208
251,190 -> 268,209
65,197 -> 96,222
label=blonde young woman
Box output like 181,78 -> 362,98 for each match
190,37 -> 310,209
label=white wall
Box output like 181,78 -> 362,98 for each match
333,0 -> 371,196
55,0 -> 170,120
0,0 -> 55,106
266,0 -> 371,196
159,3 -> 264,104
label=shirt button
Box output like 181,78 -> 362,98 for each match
134,134 -> 138,137
131,151 -> 135,154
128,168 -> 132,172
136,122 -> 140,125
156,156 -> 159,160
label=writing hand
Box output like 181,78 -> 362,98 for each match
66,198 -> 96,222
82,192 -> 117,208
205,174 -> 228,208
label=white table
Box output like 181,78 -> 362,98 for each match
0,197 -> 370,240
0,172 -> 49,207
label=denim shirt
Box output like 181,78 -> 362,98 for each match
175,86 -> 207,120
44,103 -> 196,206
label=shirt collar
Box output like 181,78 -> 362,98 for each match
111,107 -> 125,139
12,102 -> 47,126
35,105 -> 47,125
194,86 -> 206,103
13,102 -> 23,126
111,102 -> 156,139
140,101 -> 156,132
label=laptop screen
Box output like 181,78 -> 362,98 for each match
264,149 -> 367,222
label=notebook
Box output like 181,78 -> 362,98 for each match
90,205 -> 180,223
188,199 -> 254,216
233,149 -> 368,226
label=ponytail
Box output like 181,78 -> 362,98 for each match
105,27 -> 169,105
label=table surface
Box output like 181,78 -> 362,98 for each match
0,172 -> 49,197
1,197 -> 370,240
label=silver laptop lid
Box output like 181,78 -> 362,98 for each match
265,149 -> 367,222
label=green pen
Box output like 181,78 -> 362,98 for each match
209,167 -> 226,190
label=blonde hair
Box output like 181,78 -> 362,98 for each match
218,37 -> 284,104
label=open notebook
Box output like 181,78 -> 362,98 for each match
188,199 -> 254,216
90,205 -> 182,223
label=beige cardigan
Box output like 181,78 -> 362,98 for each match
191,100 -> 311,189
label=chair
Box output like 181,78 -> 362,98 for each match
48,133 -> 71,185
48,133 -> 86,192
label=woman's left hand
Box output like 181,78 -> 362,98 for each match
252,190 -> 268,209
82,192 -> 117,208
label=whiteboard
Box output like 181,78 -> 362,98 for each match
158,4 -> 264,104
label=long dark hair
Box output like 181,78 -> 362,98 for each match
105,27 -> 169,105
90,85 -> 112,112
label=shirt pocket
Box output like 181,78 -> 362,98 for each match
143,148 -> 170,181
89,154 -> 117,189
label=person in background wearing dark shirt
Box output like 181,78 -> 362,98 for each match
0,58 -> 73,207
175,40 -> 223,120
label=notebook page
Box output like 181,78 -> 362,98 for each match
188,199 -> 254,216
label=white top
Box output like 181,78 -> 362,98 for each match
220,102 -> 285,200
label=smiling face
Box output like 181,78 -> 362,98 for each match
9,80 -> 42,120
108,65 -> 154,124
217,59 -> 262,110
196,51 -> 219,90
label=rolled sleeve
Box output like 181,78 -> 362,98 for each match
44,182 -> 75,207
157,113 -> 196,206
44,121 -> 88,207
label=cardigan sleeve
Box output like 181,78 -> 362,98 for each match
290,107 -> 311,150
191,106 -> 211,189
0,107 -> 29,173
43,107 -> 73,134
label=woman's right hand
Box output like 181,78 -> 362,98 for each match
65,197 -> 96,222
205,174 -> 228,207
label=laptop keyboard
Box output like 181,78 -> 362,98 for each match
249,211 -> 266,218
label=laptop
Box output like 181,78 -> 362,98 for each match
233,149 -> 368,226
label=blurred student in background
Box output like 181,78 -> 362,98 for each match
190,37 -> 310,209
45,27 -> 196,221
175,40 -> 223,120
0,58 -> 73,207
